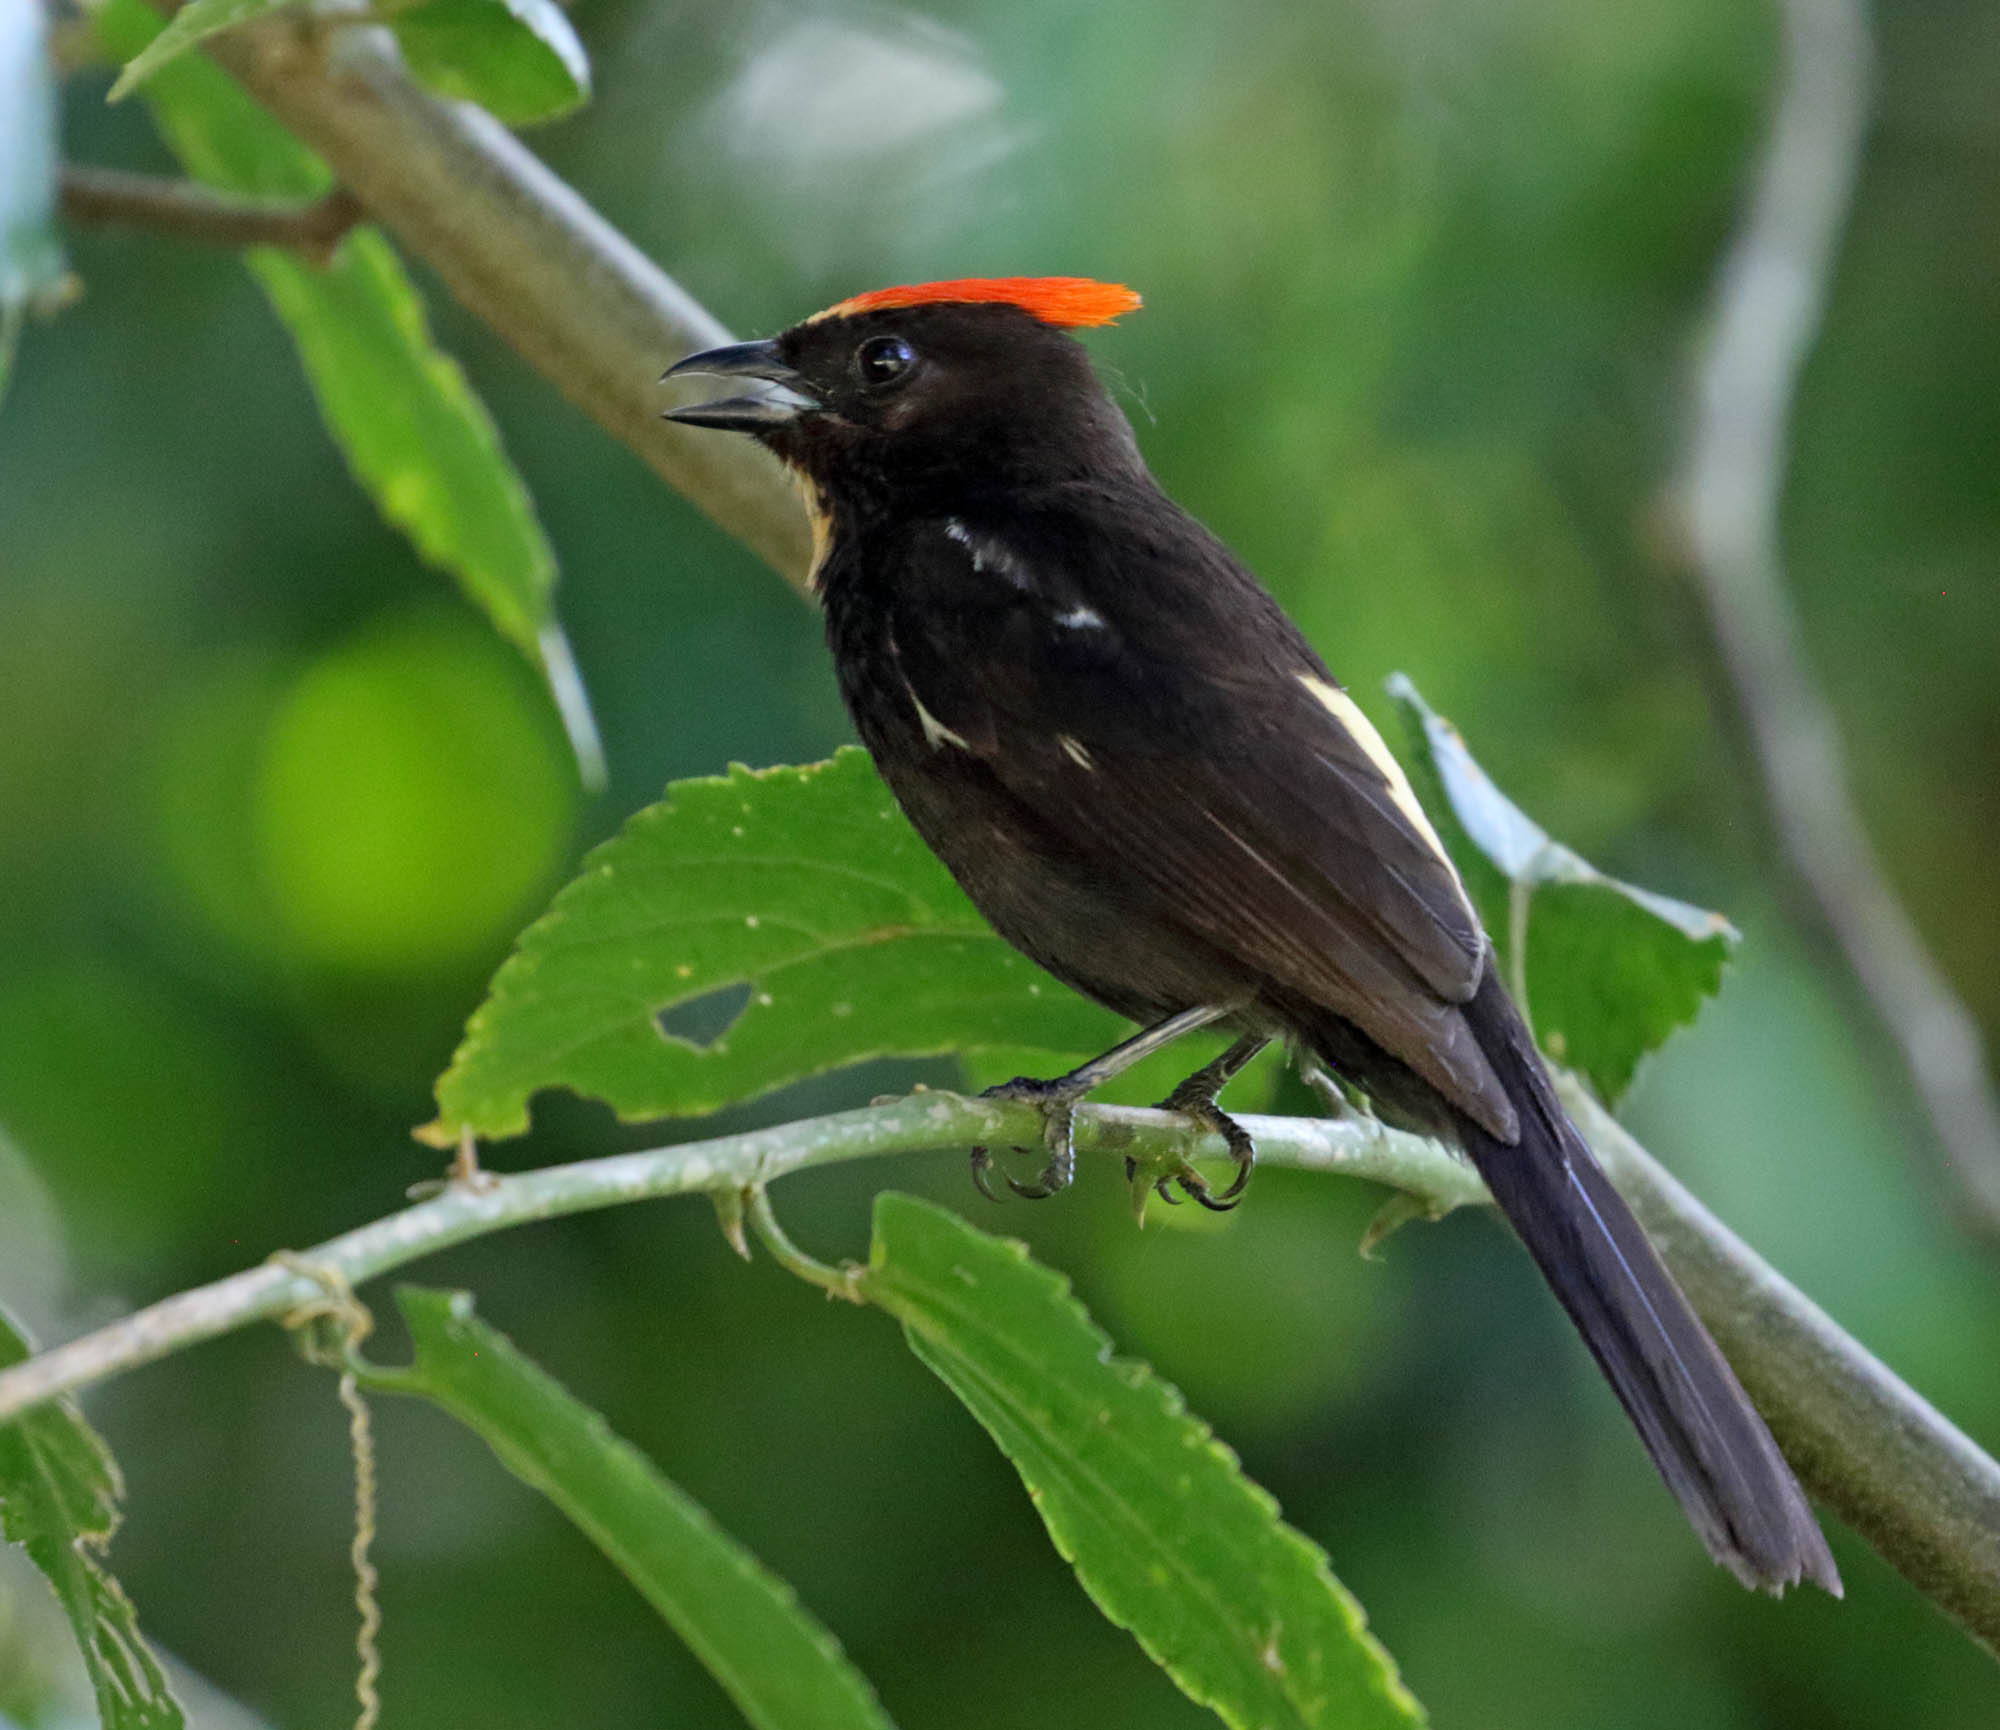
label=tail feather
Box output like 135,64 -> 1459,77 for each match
1453,970 -> 1840,1595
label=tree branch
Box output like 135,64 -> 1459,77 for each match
1561,1080 -> 2000,1654
3,1088 -> 1998,1649
1673,0 -> 2000,1232
59,165 -> 364,265
0,1096 -> 1479,1421
186,7 -> 815,589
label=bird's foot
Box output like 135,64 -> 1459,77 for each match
1152,1081 -> 1257,1213
971,1074 -> 1083,1201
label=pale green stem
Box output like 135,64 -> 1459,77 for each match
0,1093 -> 1477,1426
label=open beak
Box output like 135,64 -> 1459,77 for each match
661,339 -> 819,431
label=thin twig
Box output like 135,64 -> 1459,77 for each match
1674,0 -> 2000,1231
185,7 -> 815,587
0,1095 -> 1473,1424
59,166 -> 365,266
272,1256 -> 383,1730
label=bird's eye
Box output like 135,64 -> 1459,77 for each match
855,334 -> 916,387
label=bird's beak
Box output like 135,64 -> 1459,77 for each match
661,339 -> 820,431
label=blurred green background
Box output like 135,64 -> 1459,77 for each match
5,0 -> 2000,1723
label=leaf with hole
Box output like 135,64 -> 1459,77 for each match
425,749 -> 1125,1141
0,1310 -> 184,1730
1386,673 -> 1736,1102
860,1194 -> 1424,1729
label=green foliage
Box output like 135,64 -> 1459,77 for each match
0,1313 -> 183,1730
426,749 -> 1124,1141
391,0 -> 592,126
0,0 -> 70,402
861,1195 -> 1424,1730
95,0 -> 599,778
17,0 -> 2000,1720
434,690 -> 1738,1139
253,613 -> 576,971
104,0 -> 277,103
376,1287 -> 896,1730
110,0 -> 590,124
1388,674 -> 1737,1101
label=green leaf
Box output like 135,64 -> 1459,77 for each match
392,0 -> 591,127
94,0 -> 602,784
105,0 -> 286,102
426,749 -> 1123,1141
860,1195 -> 1424,1730
1386,673 -> 1737,1101
382,1287 -> 896,1730
1,0 -> 73,403
0,1312 -> 185,1730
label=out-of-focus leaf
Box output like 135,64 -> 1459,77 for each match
1387,673 -> 1736,1101
93,0 -> 601,782
424,749 -> 1122,1142
391,0 -> 591,126
0,1312 -> 184,1730
105,0 -> 283,102
0,0 -> 73,403
382,1288 -> 897,1730
860,1195 -> 1423,1730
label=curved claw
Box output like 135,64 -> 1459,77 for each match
1209,1151 -> 1255,1205
1186,1176 -> 1244,1214
1153,1176 -> 1184,1206
1010,1118 -> 1076,1200
1155,1099 -> 1257,1213
969,1146 -> 1007,1205
970,1105 -> 1077,1202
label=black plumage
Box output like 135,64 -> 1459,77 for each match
664,281 -> 1840,1595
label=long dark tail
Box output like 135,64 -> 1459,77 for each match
1453,969 -> 1840,1594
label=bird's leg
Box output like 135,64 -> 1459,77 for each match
1297,1054 -> 1356,1119
975,1004 -> 1235,1200
1146,1035 -> 1268,1212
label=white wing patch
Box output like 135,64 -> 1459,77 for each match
1057,734 -> 1094,769
1297,675 -> 1463,883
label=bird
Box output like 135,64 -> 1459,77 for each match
662,275 -> 1841,1596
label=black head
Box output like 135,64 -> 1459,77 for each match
663,278 -> 1147,508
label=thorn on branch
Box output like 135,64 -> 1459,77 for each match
58,166 -> 367,268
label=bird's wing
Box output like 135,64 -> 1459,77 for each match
883,501 -> 1515,1135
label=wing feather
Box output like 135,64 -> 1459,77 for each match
883,498 -> 1517,1136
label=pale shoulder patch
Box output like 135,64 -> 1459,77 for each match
1298,675 -> 1464,883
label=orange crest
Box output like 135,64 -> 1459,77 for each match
817,277 -> 1142,329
